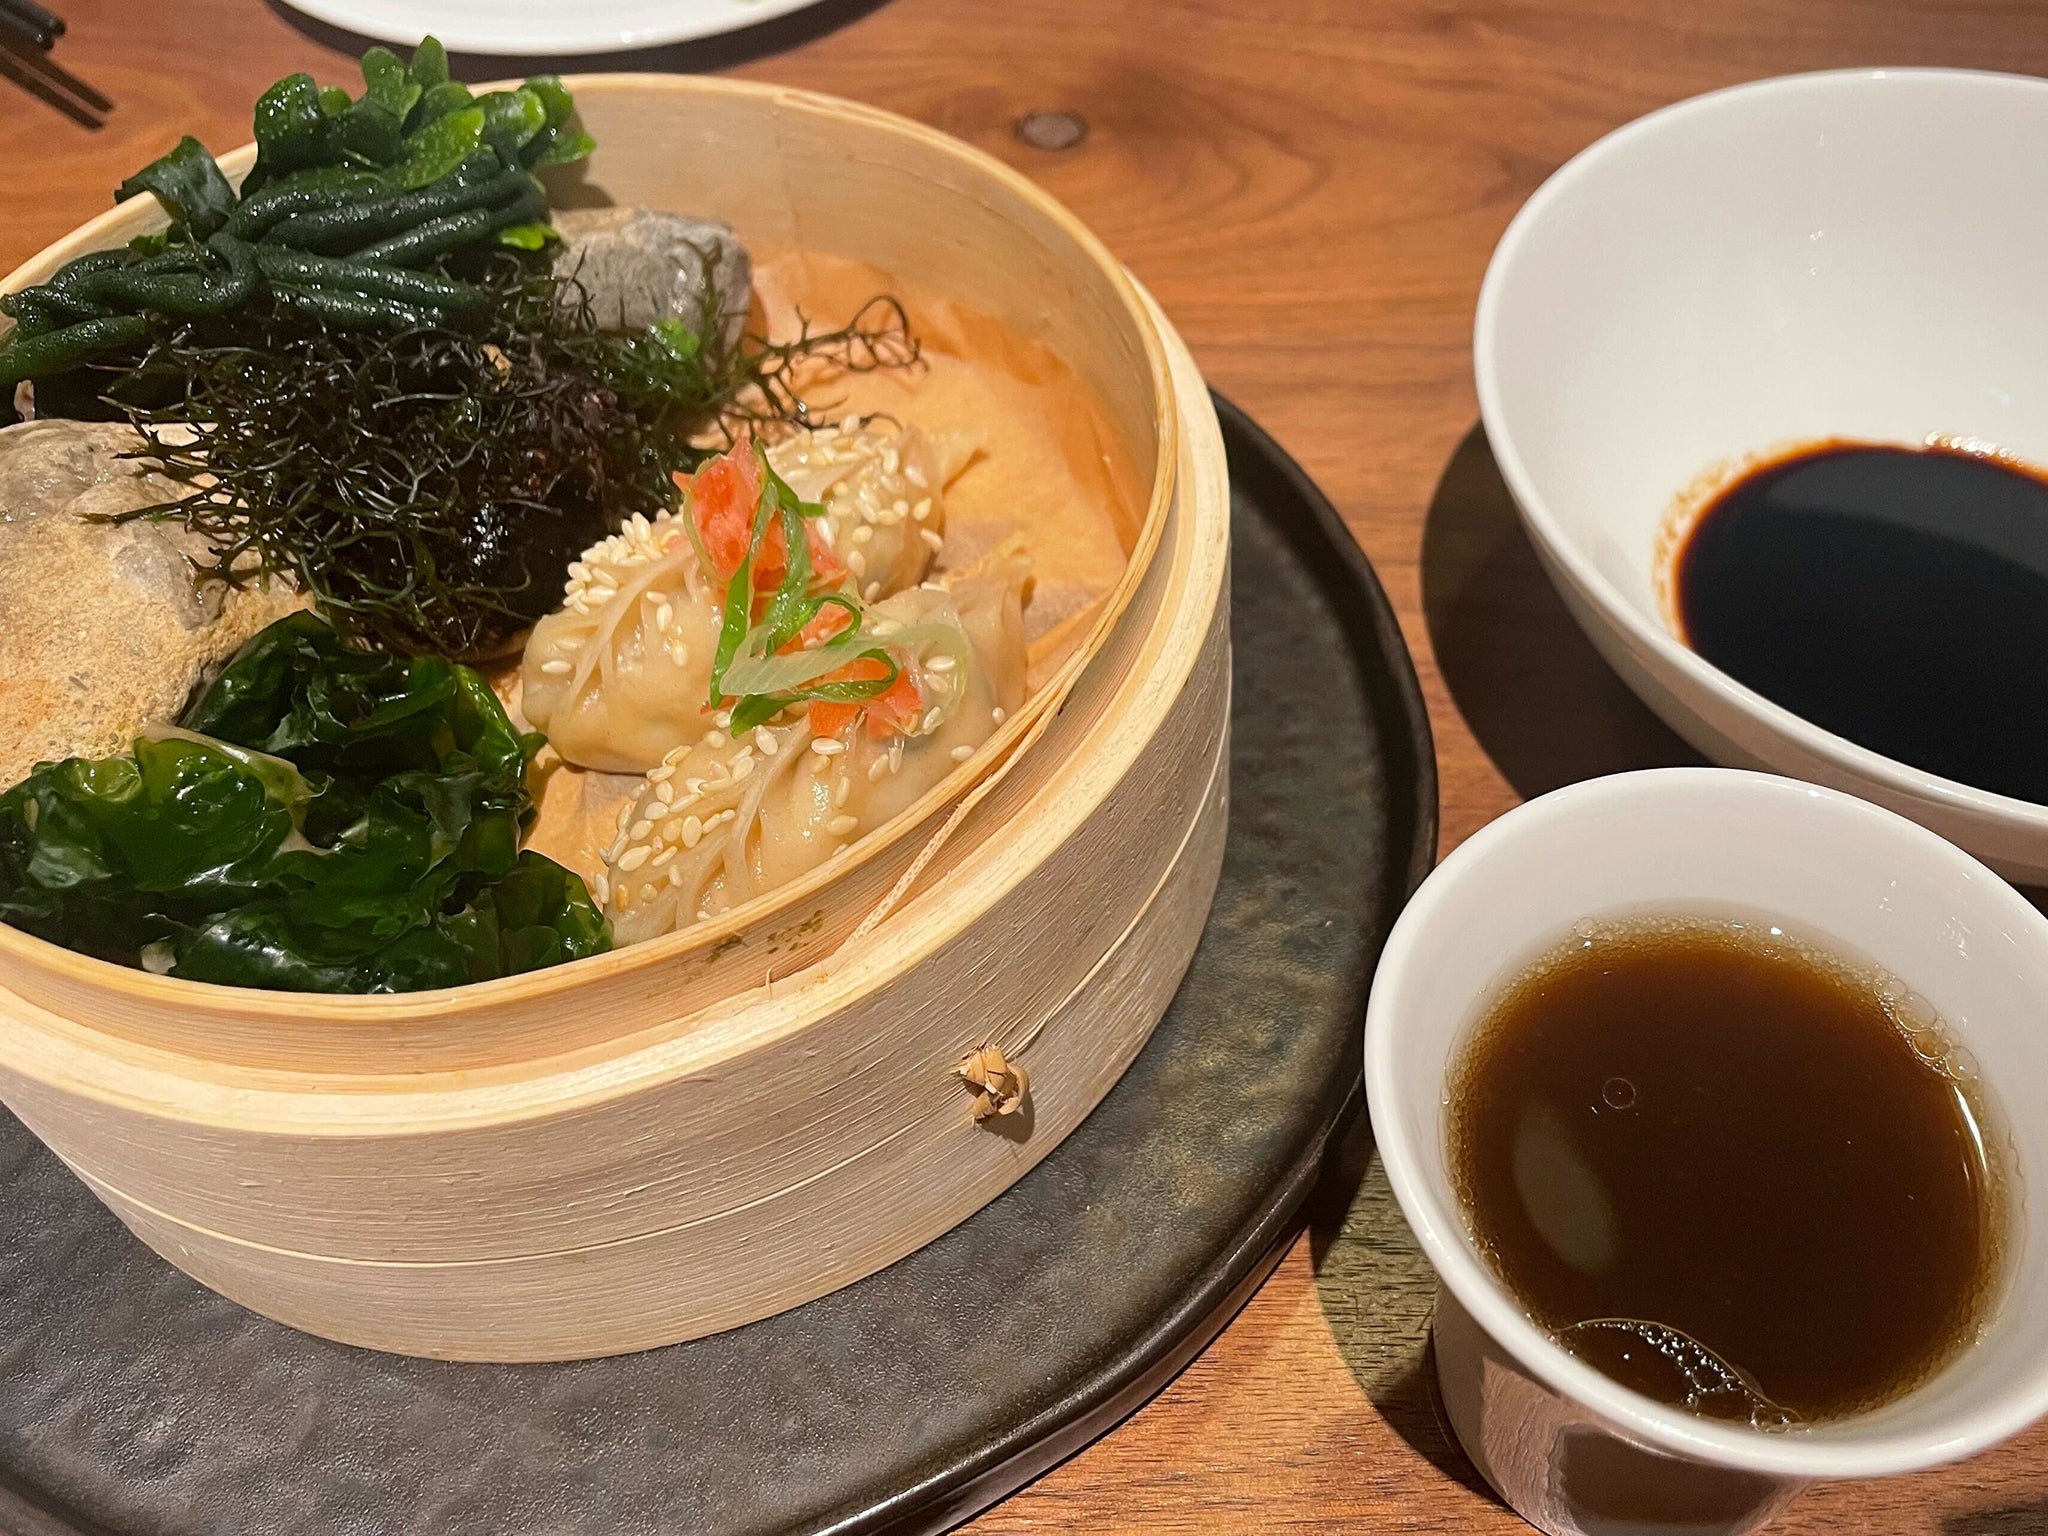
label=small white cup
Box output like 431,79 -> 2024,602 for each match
1364,768 -> 2048,1536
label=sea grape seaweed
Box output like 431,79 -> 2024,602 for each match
0,38 -> 586,393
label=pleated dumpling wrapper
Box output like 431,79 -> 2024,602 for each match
597,556 -> 1029,943
521,419 -> 976,773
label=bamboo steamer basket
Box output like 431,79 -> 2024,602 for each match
0,78 -> 1232,1361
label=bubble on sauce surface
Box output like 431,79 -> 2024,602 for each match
1557,1318 -> 1799,1431
1600,1076 -> 1637,1112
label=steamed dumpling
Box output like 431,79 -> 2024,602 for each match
597,559 -> 1028,943
767,418 -> 975,602
519,504 -> 725,773
520,420 -> 971,774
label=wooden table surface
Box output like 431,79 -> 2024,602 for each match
6,2 -> 2048,1532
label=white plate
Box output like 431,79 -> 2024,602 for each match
276,0 -> 830,55
1475,69 -> 2048,882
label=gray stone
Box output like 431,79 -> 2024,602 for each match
0,420 -> 302,788
553,206 -> 752,355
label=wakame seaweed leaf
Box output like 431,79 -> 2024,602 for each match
182,611 -> 531,790
496,220 -> 558,251
383,104 -> 487,191
249,74 -> 334,188
476,87 -> 548,159
357,46 -> 423,125
115,137 -> 238,241
406,36 -> 450,93
0,615 -> 609,993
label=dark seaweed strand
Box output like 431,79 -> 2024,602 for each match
109,264 -> 664,658
90,261 -> 919,659
544,247 -> 918,446
719,295 -> 920,439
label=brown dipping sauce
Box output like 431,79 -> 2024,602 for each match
1448,917 -> 2003,1426
1673,441 -> 2048,804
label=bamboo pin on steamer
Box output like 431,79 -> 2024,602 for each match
0,78 -> 1232,1361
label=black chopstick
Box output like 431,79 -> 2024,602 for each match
1,0 -> 63,37
0,7 -> 53,50
0,40 -> 97,126
0,0 -> 109,130
45,44 -> 108,110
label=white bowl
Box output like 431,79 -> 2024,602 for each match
1365,768 -> 2048,1496
1475,69 -> 2048,882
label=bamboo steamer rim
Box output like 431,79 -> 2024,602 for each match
0,291 -> 1226,1136
0,74 -> 1182,1022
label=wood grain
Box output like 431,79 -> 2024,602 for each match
5,0 -> 2048,1526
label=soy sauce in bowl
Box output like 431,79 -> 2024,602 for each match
1673,442 -> 2048,803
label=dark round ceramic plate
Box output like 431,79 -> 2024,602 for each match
0,394 -> 1436,1536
